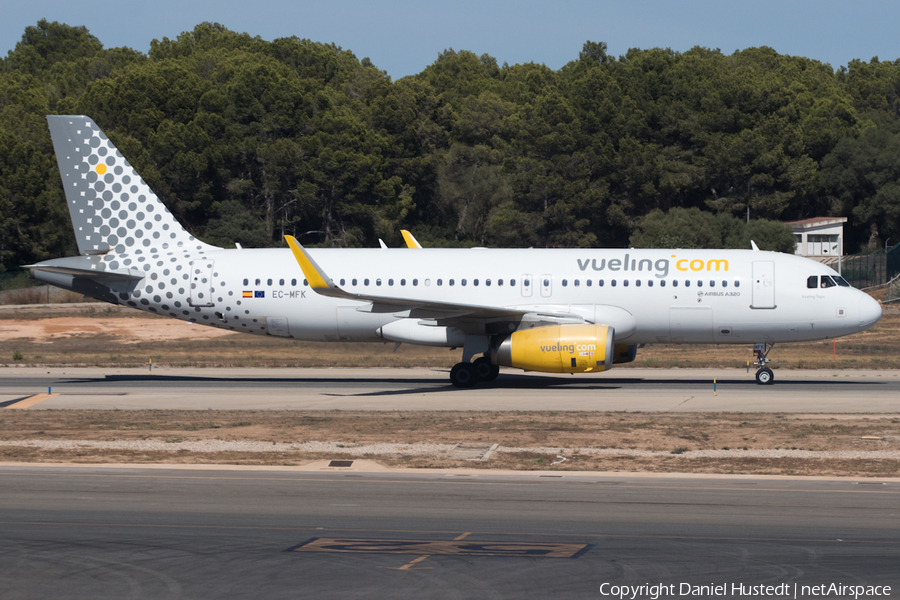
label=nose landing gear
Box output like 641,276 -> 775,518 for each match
753,343 -> 775,385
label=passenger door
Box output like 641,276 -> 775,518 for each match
751,261 -> 776,309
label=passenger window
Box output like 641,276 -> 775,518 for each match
291,278 -> 297,286
412,279 -> 418,286
574,280 -> 580,287
364,278 -> 370,286
709,281 -> 714,287
461,279 -> 467,286
660,280 -> 666,287
388,279 -> 393,286
497,279 -> 503,286
648,280 -> 653,287
821,276 -> 836,288
267,278 -> 273,286
599,280 -> 604,287
586,280 -> 592,287
510,279 -> 516,286
673,280 -> 678,288
722,281 -> 727,288
352,278 -> 358,286
340,279 -> 345,286
486,279 -> 491,286
376,279 -> 382,286
243,278 -> 248,286
303,279 -> 308,286
255,278 -> 261,286
807,276 -> 818,289
735,280 -> 740,288
474,279 -> 479,286
624,280 -> 629,287
697,280 -> 702,287
685,280 -> 691,287
612,280 -> 617,287
523,279 -> 530,287
635,280 -> 640,287
437,279 -> 442,286
562,279 -> 568,287
450,279 -> 455,286
401,279 -> 406,286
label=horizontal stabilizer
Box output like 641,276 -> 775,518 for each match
25,256 -> 145,281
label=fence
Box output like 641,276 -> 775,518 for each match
819,242 -> 900,289
0,269 -> 52,305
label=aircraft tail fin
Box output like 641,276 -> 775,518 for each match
46,115 -> 218,257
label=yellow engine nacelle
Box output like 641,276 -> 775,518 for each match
613,344 -> 638,364
491,324 -> 615,374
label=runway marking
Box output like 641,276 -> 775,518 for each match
287,537 -> 592,558
389,555 -> 432,570
0,393 -> 59,409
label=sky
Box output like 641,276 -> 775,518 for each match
2,0 -> 899,79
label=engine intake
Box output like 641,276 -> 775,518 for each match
491,324 -> 615,374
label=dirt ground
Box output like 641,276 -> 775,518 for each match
1,303 -> 898,476
1,410 -> 898,477
1,304 -> 899,369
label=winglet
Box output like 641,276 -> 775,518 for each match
750,240 -> 760,251
401,229 -> 423,249
284,235 -> 334,290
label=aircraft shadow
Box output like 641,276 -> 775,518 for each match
30,373 -> 883,400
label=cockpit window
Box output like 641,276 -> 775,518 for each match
820,276 -> 836,288
807,276 -> 818,289
833,276 -> 851,287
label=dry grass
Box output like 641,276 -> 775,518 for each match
1,410 -> 897,476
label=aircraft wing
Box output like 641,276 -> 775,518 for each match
284,236 -> 584,328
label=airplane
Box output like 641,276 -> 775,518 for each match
27,115 -> 883,387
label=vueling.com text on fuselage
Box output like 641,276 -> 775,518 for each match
576,254 -> 729,279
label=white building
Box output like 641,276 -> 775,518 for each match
787,217 -> 847,260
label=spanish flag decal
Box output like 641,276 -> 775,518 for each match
242,291 -> 252,298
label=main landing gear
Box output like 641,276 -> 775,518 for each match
450,355 -> 500,388
753,343 -> 775,385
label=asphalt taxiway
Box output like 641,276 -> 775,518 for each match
1,465 -> 897,599
1,367 -> 899,411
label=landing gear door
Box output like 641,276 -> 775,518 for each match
189,259 -> 215,307
751,261 -> 775,309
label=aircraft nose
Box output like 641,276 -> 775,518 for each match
858,293 -> 882,331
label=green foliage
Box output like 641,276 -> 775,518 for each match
2,22 -> 899,269
630,208 -> 796,252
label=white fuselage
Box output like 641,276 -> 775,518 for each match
156,246 -> 880,345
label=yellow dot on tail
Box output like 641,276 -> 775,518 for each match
96,164 -> 107,175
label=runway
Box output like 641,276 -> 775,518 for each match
1,367 -> 899,412
1,465 -> 897,599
